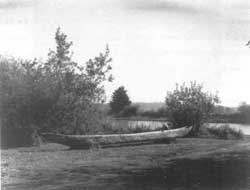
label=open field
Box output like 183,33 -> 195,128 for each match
2,137 -> 250,190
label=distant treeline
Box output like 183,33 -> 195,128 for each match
105,104 -> 250,124
101,103 -> 167,119
209,103 -> 250,124
208,113 -> 245,124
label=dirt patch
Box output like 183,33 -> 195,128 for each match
2,138 -> 250,190
121,152 -> 250,190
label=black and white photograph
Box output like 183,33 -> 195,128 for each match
1,0 -> 250,189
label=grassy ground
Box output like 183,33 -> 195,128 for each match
2,137 -> 250,190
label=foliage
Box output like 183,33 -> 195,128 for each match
0,27 -> 113,135
209,113 -> 243,123
165,81 -> 219,133
138,107 -> 167,118
1,127 -> 42,149
109,86 -> 131,115
209,103 -> 250,124
118,105 -> 139,117
206,124 -> 244,140
238,102 -> 250,124
0,57 -> 45,130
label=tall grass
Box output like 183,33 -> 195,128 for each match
206,124 -> 244,140
94,119 -> 170,134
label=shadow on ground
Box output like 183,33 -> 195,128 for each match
4,151 -> 250,190
122,152 -> 250,190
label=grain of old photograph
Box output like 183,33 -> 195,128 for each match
1,0 -> 250,189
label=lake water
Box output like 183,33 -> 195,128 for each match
111,120 -> 250,135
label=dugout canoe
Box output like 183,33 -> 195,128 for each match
41,126 -> 192,149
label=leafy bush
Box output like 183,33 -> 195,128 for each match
0,28 -> 113,135
207,124 -> 244,140
165,81 -> 219,134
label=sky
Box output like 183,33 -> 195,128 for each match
0,0 -> 249,106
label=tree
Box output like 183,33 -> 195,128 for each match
165,81 -> 219,134
0,27 -> 113,135
109,86 -> 131,115
41,28 -> 113,133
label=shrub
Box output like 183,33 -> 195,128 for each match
0,28 -> 113,136
207,124 -> 244,140
165,81 -> 219,134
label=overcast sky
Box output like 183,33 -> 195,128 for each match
0,0 -> 249,106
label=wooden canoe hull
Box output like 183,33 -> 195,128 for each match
42,126 -> 192,149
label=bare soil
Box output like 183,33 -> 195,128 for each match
2,137 -> 250,190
